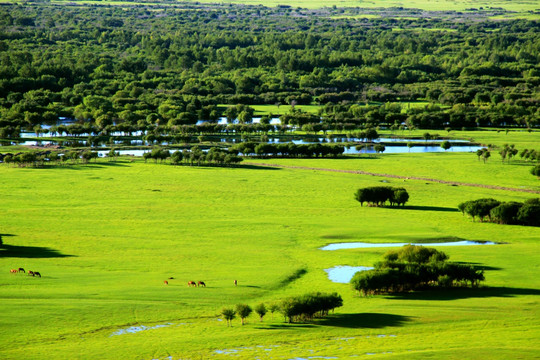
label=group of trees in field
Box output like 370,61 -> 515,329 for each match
355,186 -> 410,207
458,198 -> 540,226
221,292 -> 343,325
230,141 -> 344,158
350,245 -> 485,295
0,149 -> 98,167
0,3 -> 538,142
142,146 -> 243,166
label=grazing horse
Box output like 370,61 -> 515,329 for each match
18,268 -> 25,273
197,281 -> 206,287
164,280 -> 168,285
33,272 -> 41,278
187,281 -> 197,287
28,271 -> 34,276
10,269 -> 17,273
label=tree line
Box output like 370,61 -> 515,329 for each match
458,198 -> 540,226
355,186 -> 410,207
350,245 -> 485,295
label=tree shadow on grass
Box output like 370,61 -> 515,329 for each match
384,287 -> 540,301
255,323 -> 317,330
256,313 -> 412,330
397,205 -> 459,212
453,262 -> 503,271
0,244 -> 75,258
316,313 -> 412,329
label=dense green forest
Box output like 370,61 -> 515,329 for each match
0,3 -> 539,138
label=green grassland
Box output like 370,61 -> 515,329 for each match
37,0 -> 540,12
1,146 -> 539,359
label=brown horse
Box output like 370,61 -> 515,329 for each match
187,281 -> 197,287
197,281 -> 206,287
18,268 -> 25,273
234,279 -> 237,286
164,280 -> 168,285
28,271 -> 34,276
10,269 -> 17,274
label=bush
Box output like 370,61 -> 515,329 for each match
355,186 -> 409,207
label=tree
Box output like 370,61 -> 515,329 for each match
221,308 -> 236,327
235,304 -> 252,325
531,165 -> 540,177
268,303 -> 280,320
440,140 -> 451,151
254,303 -> 267,322
374,144 -> 385,154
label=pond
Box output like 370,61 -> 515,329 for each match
324,266 -> 374,283
321,240 -> 497,251
110,323 -> 173,336
344,145 -> 483,154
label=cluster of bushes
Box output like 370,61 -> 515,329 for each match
355,186 -> 409,207
458,198 -> 540,226
142,146 -> 243,166
350,245 -> 485,295
220,292 -> 343,326
279,292 -> 343,323
230,142 -> 344,158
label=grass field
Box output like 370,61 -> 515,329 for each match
33,0 -> 540,12
1,145 -> 539,359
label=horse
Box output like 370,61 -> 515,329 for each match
234,279 -> 237,286
28,271 -> 34,276
18,268 -> 25,273
187,281 -> 197,287
10,269 -> 17,274
164,280 -> 168,285
33,272 -> 41,278
197,281 -> 206,287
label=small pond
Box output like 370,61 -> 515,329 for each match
321,240 -> 496,251
110,323 -> 173,336
325,266 -> 374,283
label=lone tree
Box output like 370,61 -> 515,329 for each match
235,304 -> 252,325
221,308 -> 236,327
532,164 -> 540,178
440,140 -> 451,151
254,303 -> 267,322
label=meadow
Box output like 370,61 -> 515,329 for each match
39,0 -> 540,13
1,145 -> 539,359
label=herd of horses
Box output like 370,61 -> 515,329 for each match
163,280 -> 238,287
9,268 -> 41,277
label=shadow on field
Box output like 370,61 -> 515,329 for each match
0,244 -> 75,258
385,287 -> 540,301
398,205 -> 458,212
256,323 -> 317,330
238,164 -> 282,171
453,262 -> 502,271
315,313 -> 412,329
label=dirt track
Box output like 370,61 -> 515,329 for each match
247,162 -> 540,194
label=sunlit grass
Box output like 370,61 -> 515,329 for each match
1,149 -> 539,359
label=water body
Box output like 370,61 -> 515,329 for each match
325,266 -> 374,283
321,241 -> 497,251
344,145 -> 483,154
110,323 -> 173,336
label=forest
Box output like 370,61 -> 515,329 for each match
0,2 -> 539,140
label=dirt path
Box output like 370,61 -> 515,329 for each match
246,162 -> 540,194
